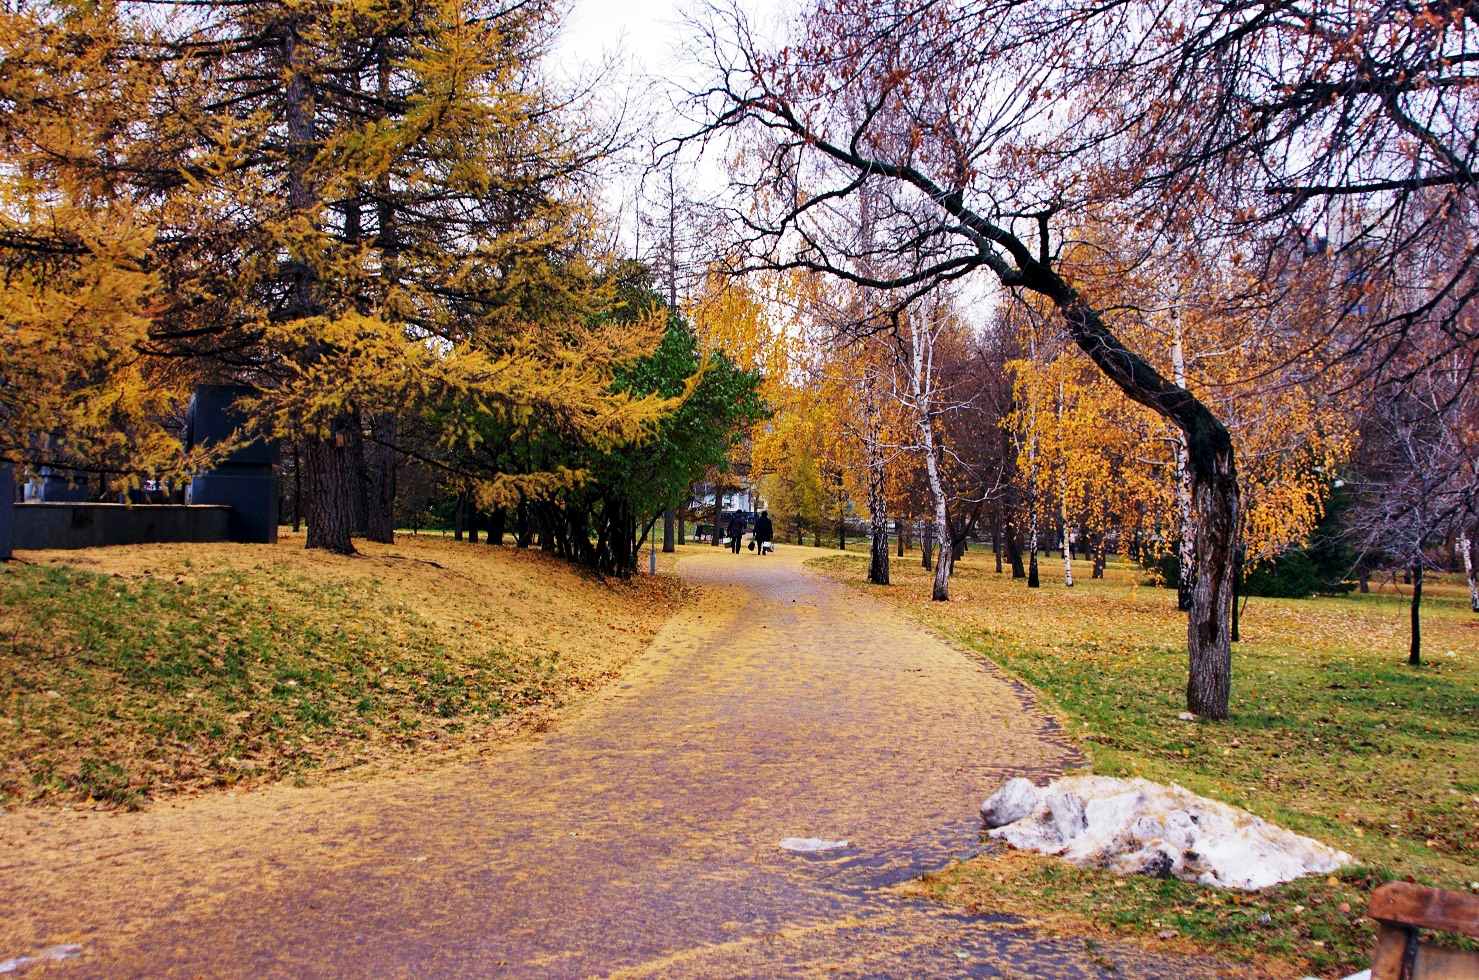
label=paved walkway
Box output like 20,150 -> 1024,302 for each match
1,547 -> 1236,977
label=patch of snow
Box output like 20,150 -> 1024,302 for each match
0,944 -> 82,974
778,837 -> 848,852
981,775 -> 1351,890
980,777 -> 1041,828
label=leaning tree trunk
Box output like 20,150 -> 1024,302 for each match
1037,286 -> 1237,720
1461,531 -> 1478,613
1409,560 -> 1423,666
364,412 -> 397,544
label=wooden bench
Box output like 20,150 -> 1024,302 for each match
1367,881 -> 1479,979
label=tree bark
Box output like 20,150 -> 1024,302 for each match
364,413 -> 397,544
896,517 -> 905,558
1027,518 -> 1040,588
1171,316 -> 1197,612
1231,547 -> 1244,643
864,385 -> 890,585
516,499 -> 532,548
291,440 -> 302,533
1461,531 -> 1478,613
993,509 -> 1003,573
921,520 -> 933,570
304,424 -> 358,555
663,509 -> 675,553
1409,560 -> 1423,666
1184,436 -> 1237,718
488,508 -> 505,545
1006,526 -> 1026,579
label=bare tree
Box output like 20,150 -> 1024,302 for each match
689,1 -> 1241,716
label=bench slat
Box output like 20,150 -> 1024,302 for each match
1369,882 -> 1479,940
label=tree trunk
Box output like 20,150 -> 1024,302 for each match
291,440 -> 302,533
1027,523 -> 1040,588
1092,533 -> 1106,578
1231,547 -> 1244,643
489,508 -> 505,545
869,520 -> 890,585
1409,560 -> 1422,666
993,510 -> 1003,573
678,513 -> 686,545
467,503 -> 479,544
516,500 -> 532,548
345,412 -> 368,537
921,418 -> 952,599
712,483 -> 722,546
921,520 -> 933,570
663,509 -> 675,553
453,494 -> 464,541
304,425 -> 358,555
1006,528 -> 1026,579
1183,438 -> 1237,719
1171,319 -> 1197,612
865,393 -> 889,584
1460,532 -> 1478,613
364,412 -> 397,544
896,517 -> 905,557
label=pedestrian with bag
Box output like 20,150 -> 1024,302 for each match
726,511 -> 747,554
753,510 -> 773,555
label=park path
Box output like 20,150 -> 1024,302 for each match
1,547 -> 1237,978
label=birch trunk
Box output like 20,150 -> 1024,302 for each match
1461,532 -> 1478,613
1057,381 -> 1072,587
1061,515 -> 1074,587
863,372 -> 889,585
1171,316 -> 1196,611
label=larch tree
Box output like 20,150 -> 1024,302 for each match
0,1 -> 206,485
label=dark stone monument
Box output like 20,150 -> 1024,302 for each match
0,467 -> 13,560
37,466 -> 90,502
186,384 -> 279,544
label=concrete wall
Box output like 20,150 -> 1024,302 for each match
0,469 -> 13,560
12,503 -> 231,551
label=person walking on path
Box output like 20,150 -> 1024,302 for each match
753,510 -> 773,555
726,512 -> 747,554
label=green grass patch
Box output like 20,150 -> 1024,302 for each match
1,536 -> 688,809
810,550 -> 1479,977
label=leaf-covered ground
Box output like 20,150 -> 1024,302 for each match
0,532 -> 692,809
810,549 -> 1478,978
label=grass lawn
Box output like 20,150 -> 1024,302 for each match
0,531 -> 692,809
809,547 -> 1478,979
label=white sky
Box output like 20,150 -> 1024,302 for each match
556,1 -> 695,83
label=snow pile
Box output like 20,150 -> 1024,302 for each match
980,776 -> 1352,890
